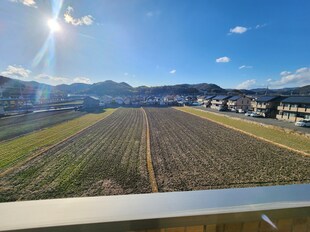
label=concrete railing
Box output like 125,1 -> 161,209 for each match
0,184 -> 309,232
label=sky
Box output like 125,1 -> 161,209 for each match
0,0 -> 309,89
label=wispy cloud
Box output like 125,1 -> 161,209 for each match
255,23 -> 267,29
216,57 -> 230,63
1,65 -> 31,79
236,79 -> 256,89
169,69 -> 176,74
239,65 -> 253,69
268,67 -> 310,88
146,10 -> 161,17
229,26 -> 248,34
10,0 -> 37,8
73,77 -> 92,84
64,6 -> 94,26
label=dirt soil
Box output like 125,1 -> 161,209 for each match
145,107 -> 310,192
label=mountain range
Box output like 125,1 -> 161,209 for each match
0,75 -> 309,98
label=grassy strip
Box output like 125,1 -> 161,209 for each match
0,109 -> 116,174
141,107 -> 158,192
0,111 -> 86,141
175,107 -> 310,155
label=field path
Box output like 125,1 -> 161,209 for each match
141,107 -> 158,192
144,107 -> 310,192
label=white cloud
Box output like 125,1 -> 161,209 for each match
64,6 -> 94,26
216,57 -> 230,63
280,71 -> 291,76
229,26 -> 248,34
73,77 -> 91,84
124,72 -> 129,76
169,69 -> 176,74
269,67 -> 310,88
236,79 -> 256,89
1,65 -> 31,79
267,78 -> 272,82
10,0 -> 37,8
34,74 -> 70,85
239,65 -> 253,69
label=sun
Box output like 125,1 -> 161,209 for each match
47,19 -> 61,32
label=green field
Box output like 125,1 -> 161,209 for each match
175,107 -> 310,154
0,109 -> 116,174
0,110 -> 86,141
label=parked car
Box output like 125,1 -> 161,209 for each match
250,112 -> 263,117
238,109 -> 245,113
295,119 -> 310,127
230,108 -> 237,112
245,111 -> 252,116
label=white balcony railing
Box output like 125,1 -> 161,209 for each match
0,184 -> 309,232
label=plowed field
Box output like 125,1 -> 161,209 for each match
0,108 -> 150,202
145,107 -> 310,192
1,107 -> 309,202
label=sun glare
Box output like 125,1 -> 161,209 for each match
47,19 -> 61,32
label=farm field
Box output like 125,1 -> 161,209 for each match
0,110 -> 86,141
144,108 -> 310,192
0,107 -> 310,202
176,107 -> 310,154
0,109 -> 115,173
0,108 -> 150,202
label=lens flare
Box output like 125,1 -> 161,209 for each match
47,19 -> 61,32
32,0 -> 64,69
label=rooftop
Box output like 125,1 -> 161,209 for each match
256,96 -> 284,102
213,95 -> 231,100
282,96 -> 310,104
228,96 -> 242,101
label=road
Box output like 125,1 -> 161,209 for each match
192,106 -> 310,135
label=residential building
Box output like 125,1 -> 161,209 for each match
83,96 -> 100,109
101,95 -> 113,104
197,96 -> 205,104
251,96 -> 285,118
123,97 -> 131,105
203,95 -> 215,107
113,96 -> 124,105
276,96 -> 310,122
227,96 -> 251,111
210,95 -> 231,110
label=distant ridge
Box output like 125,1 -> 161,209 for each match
0,76 -> 309,97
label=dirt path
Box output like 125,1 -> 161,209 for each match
141,107 -> 158,192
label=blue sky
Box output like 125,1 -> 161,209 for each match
0,0 -> 309,89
